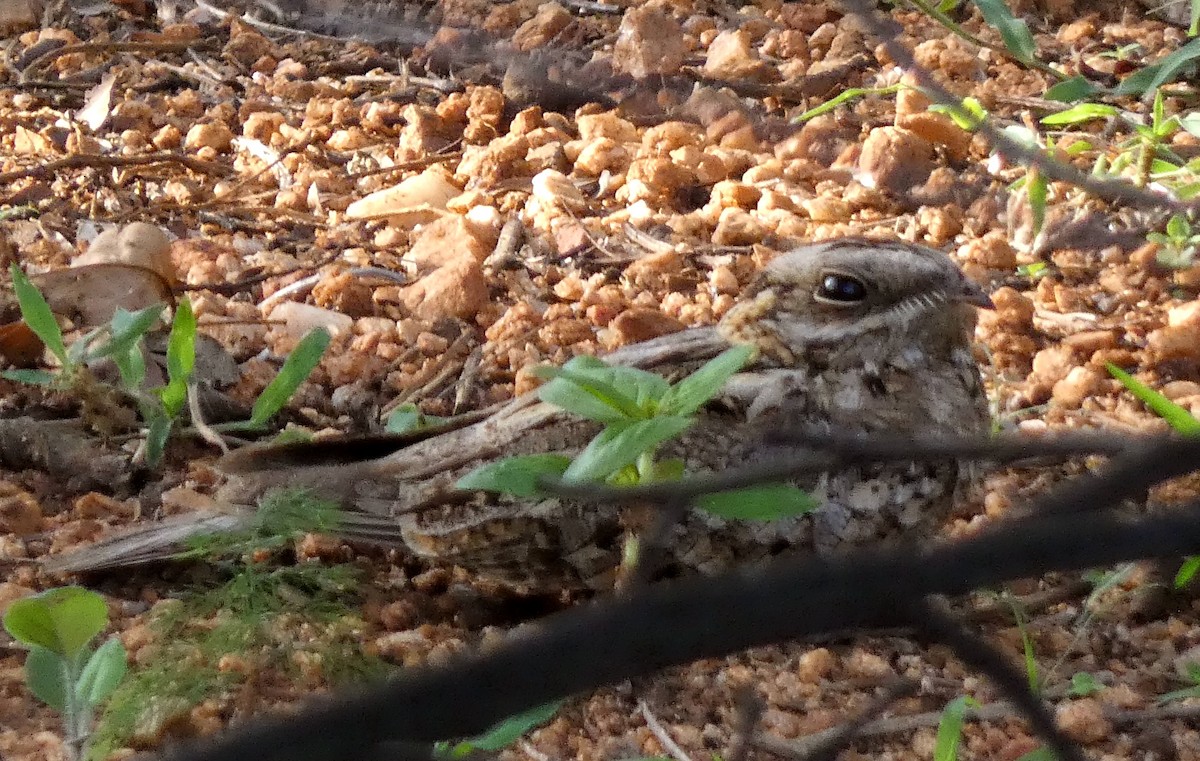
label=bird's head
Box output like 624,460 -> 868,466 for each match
718,238 -> 992,365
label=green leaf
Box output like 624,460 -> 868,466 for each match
934,695 -> 980,761
697,485 -> 817,520
75,638 -> 127,706
446,700 -> 565,756
1175,556 -> 1200,587
972,0 -> 1037,63
1114,36 -> 1200,96
536,359 -> 649,422
1016,262 -> 1048,279
1014,748 -> 1057,761
1157,682 -> 1200,704
557,355 -> 673,406
1043,75 -> 1102,102
649,458 -> 686,482
659,345 -> 754,416
1167,214 -> 1192,240
929,97 -> 988,130
9,264 -> 68,365
3,587 -> 108,658
457,454 -> 573,497
1007,600 -> 1040,693
144,413 -> 173,467
111,344 -> 146,390
0,369 -> 56,385
1107,363 -> 1200,435
1040,103 -> 1119,126
1068,671 -> 1102,697
385,403 -> 447,434
250,328 -> 330,426
1191,0 -> 1199,36
24,645 -> 68,711
1180,114 -> 1200,139
158,299 -> 196,417
90,305 -> 164,361
564,417 -> 694,483
268,427 -> 314,446
67,325 -> 105,366
1026,172 -> 1048,242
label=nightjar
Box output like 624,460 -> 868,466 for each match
48,238 -> 993,589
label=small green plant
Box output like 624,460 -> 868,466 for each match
457,347 -> 815,521
907,0 -> 1060,77
1016,262 -> 1050,280
2,265 -> 330,465
1068,671 -> 1103,697
1106,365 -> 1200,587
90,490 -> 387,759
3,587 -> 127,761
1148,214 -> 1200,269
2,264 -> 164,389
971,0 -> 1041,71
997,125 -> 1055,247
1097,43 -> 1143,61
435,699 -> 565,758
933,695 -> 979,761
929,95 -> 988,131
386,403 -> 450,434
1006,595 -> 1040,693
1158,662 -> 1200,704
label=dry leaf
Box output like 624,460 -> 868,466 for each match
77,73 -> 117,132
31,263 -> 174,326
0,321 -> 45,367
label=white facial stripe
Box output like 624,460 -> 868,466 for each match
772,288 -> 953,343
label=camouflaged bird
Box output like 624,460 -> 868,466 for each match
47,239 -> 993,590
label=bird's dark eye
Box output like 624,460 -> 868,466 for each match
816,273 -> 867,303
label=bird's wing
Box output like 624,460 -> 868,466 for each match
45,328 -> 736,575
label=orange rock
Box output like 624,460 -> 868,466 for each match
609,307 -> 685,345
612,4 -> 687,78
0,482 -> 41,535
857,126 -> 936,194
406,215 -> 499,272
401,256 -> 488,321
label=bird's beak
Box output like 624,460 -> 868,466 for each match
956,279 -> 995,309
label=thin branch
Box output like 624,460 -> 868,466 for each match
638,700 -> 694,761
540,430 -> 1145,504
839,0 -> 1198,215
150,499 -> 1200,761
0,152 -> 230,185
753,679 -> 919,760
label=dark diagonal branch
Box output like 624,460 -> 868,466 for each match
154,491 -> 1200,761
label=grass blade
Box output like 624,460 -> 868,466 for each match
158,299 -> 196,417
791,84 -> 902,124
9,264 -> 67,365
1107,363 -> 1200,435
250,328 -> 330,426
934,695 -> 979,761
972,0 -> 1037,64
1114,36 -> 1200,95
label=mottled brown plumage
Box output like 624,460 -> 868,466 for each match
48,239 -> 993,590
